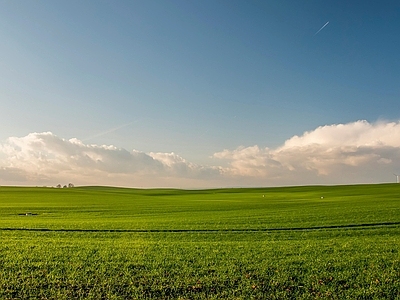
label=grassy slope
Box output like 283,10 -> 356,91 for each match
0,184 -> 399,230
0,184 -> 399,299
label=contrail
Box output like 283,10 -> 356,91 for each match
314,21 -> 329,36
83,122 -> 135,141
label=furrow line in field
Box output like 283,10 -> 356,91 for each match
1,221 -> 400,233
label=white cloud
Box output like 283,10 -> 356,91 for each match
1,120 -> 400,187
0,132 -> 220,187
214,120 -> 400,185
281,120 -> 400,148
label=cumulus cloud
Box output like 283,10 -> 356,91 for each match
214,120 -> 400,185
0,167 -> 32,182
0,132 -> 220,187
1,120 -> 400,187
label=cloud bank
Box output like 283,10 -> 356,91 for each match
1,120 -> 400,187
214,120 -> 400,185
0,132 -> 221,187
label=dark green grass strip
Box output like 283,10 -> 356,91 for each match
1,221 -> 400,233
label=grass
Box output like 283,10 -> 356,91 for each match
0,184 -> 399,299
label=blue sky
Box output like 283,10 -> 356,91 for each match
1,0 -> 400,187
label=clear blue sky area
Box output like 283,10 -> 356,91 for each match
0,0 -> 399,186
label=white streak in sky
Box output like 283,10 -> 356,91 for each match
314,21 -> 329,36
83,122 -> 134,141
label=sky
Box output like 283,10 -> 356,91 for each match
1,0 -> 400,188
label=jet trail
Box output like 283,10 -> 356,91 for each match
83,122 -> 134,141
314,21 -> 329,36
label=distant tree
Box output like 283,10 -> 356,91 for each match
63,185 -> 67,188
56,184 -> 61,188
68,183 -> 74,188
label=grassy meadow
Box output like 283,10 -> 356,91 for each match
0,184 -> 399,299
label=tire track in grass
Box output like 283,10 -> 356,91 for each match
1,221 -> 400,233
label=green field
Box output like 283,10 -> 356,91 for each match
1,184 -> 399,299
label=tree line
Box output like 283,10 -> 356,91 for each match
55,183 -> 74,188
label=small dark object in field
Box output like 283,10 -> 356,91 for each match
18,212 -> 38,216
